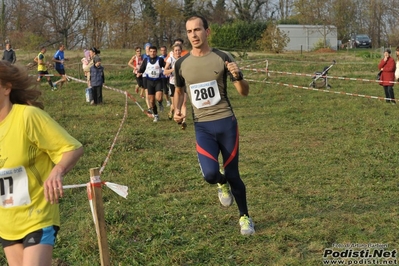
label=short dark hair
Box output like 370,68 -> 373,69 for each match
149,46 -> 157,51
93,55 -> 101,64
396,46 -> 399,52
186,15 -> 209,30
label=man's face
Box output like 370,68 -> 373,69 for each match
160,47 -> 167,55
149,48 -> 157,58
186,18 -> 209,49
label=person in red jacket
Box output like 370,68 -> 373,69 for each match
378,48 -> 396,103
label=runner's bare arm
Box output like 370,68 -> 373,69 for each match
128,57 -> 135,69
173,86 -> 186,123
225,61 -> 249,96
232,79 -> 249,96
163,61 -> 173,76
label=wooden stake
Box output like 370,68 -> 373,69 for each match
89,167 -> 111,266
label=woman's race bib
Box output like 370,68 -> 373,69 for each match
0,166 -> 31,208
189,80 -> 221,109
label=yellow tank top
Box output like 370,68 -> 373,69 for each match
37,52 -> 47,71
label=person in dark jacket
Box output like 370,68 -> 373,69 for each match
378,48 -> 396,103
89,56 -> 104,105
2,43 -> 16,64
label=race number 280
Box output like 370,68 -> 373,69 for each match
194,87 -> 216,101
189,80 -> 221,109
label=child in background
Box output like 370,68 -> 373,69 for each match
89,57 -> 104,105
84,49 -> 90,61
81,55 -> 91,102
81,57 -> 89,77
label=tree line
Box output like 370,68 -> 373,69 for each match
1,0 -> 398,51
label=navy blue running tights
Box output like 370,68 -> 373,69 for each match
194,115 -> 249,217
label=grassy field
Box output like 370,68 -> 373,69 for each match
1,47 -> 398,266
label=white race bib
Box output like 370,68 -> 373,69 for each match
189,80 -> 221,109
145,60 -> 161,79
0,166 -> 31,208
147,66 -> 160,78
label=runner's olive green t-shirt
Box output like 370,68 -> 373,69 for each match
174,48 -> 236,122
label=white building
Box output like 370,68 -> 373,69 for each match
277,24 -> 338,51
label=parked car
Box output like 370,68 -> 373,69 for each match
351,34 -> 372,48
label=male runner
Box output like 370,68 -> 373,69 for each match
173,15 -> 255,235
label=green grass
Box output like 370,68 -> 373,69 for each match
1,48 -> 398,265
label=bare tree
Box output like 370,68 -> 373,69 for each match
103,0 -> 138,48
1,0 -> 399,50
0,0 -> 5,43
278,0 -> 294,21
209,0 -> 231,25
155,0 -> 186,47
229,0 -> 268,22
32,0 -> 88,48
327,0 -> 357,42
293,0 -> 337,48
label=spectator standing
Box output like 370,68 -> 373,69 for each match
90,56 -> 105,105
395,46 -> 399,82
0,60 -> 83,266
378,48 -> 396,103
83,47 -> 101,89
2,43 -> 16,64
